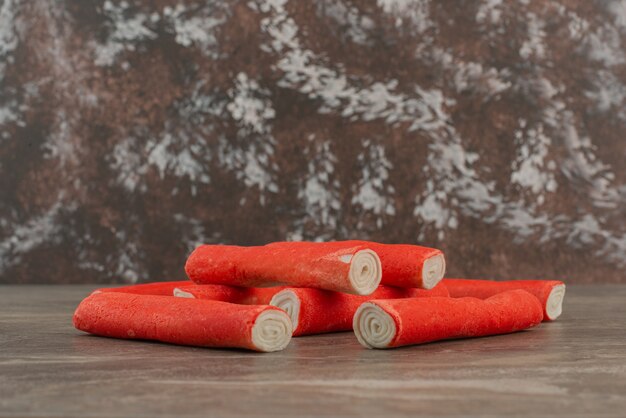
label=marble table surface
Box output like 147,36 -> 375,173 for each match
1,284 -> 625,417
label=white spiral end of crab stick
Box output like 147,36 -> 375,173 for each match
251,309 -> 293,352
545,284 -> 566,320
348,250 -> 382,295
422,253 -> 446,289
270,290 -> 300,333
173,288 -> 195,298
353,302 -> 396,349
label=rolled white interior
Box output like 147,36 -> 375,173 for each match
173,288 -> 195,298
270,290 -> 300,333
353,302 -> 396,349
348,249 -> 382,295
251,309 -> 293,352
545,284 -> 566,320
422,253 -> 446,289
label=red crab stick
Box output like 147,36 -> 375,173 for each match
270,283 -> 450,336
442,279 -> 566,321
73,292 -> 292,352
185,242 -> 382,295
335,241 -> 446,289
91,281 -> 193,296
173,284 -> 283,305
353,290 -> 543,349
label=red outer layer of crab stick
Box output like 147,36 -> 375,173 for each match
353,290 -> 543,349
91,281 -> 193,296
185,242 -> 382,295
269,283 -> 450,336
73,292 -> 292,352
173,284 -> 283,305
328,241 -> 446,289
442,279 -> 566,321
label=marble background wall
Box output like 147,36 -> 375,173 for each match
0,0 -> 624,284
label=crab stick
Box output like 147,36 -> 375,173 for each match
270,283 -> 450,336
442,279 -> 566,321
353,289 -> 543,349
173,284 -> 284,305
73,292 -> 292,352
91,281 -> 193,296
185,242 -> 382,295
334,241 -> 446,289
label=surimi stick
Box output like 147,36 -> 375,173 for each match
185,242 -> 382,295
442,279 -> 566,321
353,290 -> 543,349
173,284 -> 284,305
73,292 -> 292,352
269,283 -> 450,336
91,281 -> 193,296
335,241 -> 446,289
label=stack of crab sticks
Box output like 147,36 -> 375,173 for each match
73,241 -> 565,352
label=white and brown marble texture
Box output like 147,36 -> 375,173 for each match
0,0 -> 624,284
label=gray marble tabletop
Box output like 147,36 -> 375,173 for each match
1,284 -> 625,417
